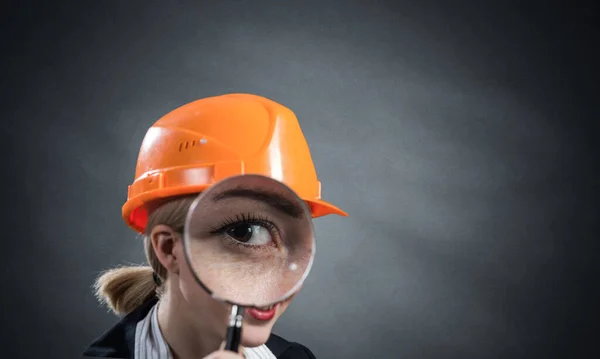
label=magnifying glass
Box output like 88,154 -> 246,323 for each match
183,174 -> 316,352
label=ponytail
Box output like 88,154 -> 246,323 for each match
94,265 -> 158,316
94,195 -> 196,316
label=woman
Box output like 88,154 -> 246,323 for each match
83,93 -> 347,359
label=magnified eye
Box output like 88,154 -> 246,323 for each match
226,224 -> 273,246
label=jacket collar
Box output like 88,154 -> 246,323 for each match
83,297 -> 292,358
84,297 -> 158,358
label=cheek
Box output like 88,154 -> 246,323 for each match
174,243 -> 214,308
179,261 -> 212,304
178,260 -> 230,324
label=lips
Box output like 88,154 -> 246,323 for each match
246,304 -> 278,321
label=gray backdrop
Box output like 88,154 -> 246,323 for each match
2,1 -> 598,358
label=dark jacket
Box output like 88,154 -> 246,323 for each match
83,297 -> 316,359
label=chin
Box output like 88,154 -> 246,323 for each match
240,323 -> 274,348
241,300 -> 292,348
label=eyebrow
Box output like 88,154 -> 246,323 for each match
211,188 -> 305,219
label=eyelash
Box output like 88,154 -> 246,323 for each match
209,213 -> 281,250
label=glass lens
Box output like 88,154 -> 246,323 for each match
183,175 -> 315,308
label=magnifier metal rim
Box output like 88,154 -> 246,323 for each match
182,174 -> 316,309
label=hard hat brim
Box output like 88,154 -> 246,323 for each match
124,190 -> 347,234
307,199 -> 348,218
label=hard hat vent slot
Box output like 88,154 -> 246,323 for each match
178,138 -> 207,152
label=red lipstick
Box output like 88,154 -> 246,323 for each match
246,305 -> 277,321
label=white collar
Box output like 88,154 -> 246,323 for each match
134,303 -> 277,359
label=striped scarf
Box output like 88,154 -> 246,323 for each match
134,303 -> 276,359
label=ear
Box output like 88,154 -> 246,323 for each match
150,224 -> 181,275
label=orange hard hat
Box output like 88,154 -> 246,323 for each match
122,93 -> 348,233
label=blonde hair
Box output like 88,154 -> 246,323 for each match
94,195 -> 197,316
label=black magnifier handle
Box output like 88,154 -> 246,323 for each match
225,305 -> 244,352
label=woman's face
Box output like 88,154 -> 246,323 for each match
172,176 -> 315,348
175,239 -> 295,347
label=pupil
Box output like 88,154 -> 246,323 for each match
227,225 -> 253,242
